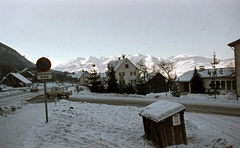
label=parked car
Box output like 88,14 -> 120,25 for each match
46,86 -> 72,98
30,86 -> 39,92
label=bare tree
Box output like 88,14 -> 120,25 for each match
136,59 -> 149,83
158,60 -> 176,81
227,60 -> 235,68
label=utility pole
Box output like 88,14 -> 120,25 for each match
208,52 -> 222,98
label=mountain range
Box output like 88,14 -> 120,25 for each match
53,53 -> 234,76
0,42 -> 234,77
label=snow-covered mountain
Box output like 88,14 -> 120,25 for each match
53,54 -> 234,76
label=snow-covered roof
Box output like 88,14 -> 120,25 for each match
9,73 -> 32,84
108,58 -> 125,71
178,67 -> 235,82
139,100 -> 186,122
70,71 -> 90,79
108,58 -> 138,71
70,72 -> 84,79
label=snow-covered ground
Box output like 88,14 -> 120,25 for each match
0,88 -> 240,148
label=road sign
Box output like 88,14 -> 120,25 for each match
36,57 -> 51,72
37,72 -> 52,80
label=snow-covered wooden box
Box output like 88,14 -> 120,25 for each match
139,100 -> 187,148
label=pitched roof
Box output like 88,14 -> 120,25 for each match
70,71 -> 89,79
228,39 -> 240,47
108,58 -> 126,71
70,72 -> 84,79
8,73 -> 32,84
139,100 -> 186,122
178,67 -> 235,82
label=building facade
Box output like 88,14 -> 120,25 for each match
228,39 -> 240,100
107,56 -> 139,85
178,67 -> 236,95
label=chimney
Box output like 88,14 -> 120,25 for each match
199,65 -> 205,71
122,55 -> 125,59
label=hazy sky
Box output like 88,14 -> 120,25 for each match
1,0 -> 240,67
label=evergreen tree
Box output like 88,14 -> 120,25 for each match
118,75 -> 126,94
106,67 -> 118,93
190,67 -> 205,93
88,64 -> 104,93
136,78 -> 150,95
171,81 -> 180,97
124,83 -> 136,94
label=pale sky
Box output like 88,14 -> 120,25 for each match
1,0 -> 240,67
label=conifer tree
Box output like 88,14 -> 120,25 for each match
88,64 -> 104,93
171,81 -> 180,97
190,67 -> 205,93
106,67 -> 118,93
118,75 -> 126,94
125,83 -> 136,94
136,78 -> 150,95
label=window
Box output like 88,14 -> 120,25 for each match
125,64 -> 129,68
227,81 -> 231,90
134,71 -> 136,76
221,81 -> 225,90
130,72 -> 133,76
119,72 -> 125,76
216,81 -> 220,89
232,81 -> 236,90
209,81 -> 214,88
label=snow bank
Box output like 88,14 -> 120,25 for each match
0,101 -> 28,116
21,100 -> 152,148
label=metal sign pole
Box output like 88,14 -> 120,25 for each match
36,57 -> 51,123
44,79 -> 48,123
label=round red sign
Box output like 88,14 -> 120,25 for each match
36,57 -> 51,72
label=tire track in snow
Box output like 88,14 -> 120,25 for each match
186,113 -> 240,146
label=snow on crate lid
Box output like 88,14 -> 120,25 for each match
139,100 -> 186,122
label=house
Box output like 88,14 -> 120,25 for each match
139,100 -> 187,147
107,56 -> 139,85
19,68 -> 37,83
147,72 -> 167,93
70,70 -> 90,86
178,67 -> 236,94
228,38 -> 240,100
0,72 -> 32,87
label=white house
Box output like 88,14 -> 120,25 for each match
107,56 -> 139,85
178,67 -> 236,94
70,71 -> 90,86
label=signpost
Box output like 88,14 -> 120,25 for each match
36,57 -> 52,123
37,72 -> 52,80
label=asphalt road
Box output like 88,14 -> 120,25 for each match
27,95 -> 240,117
0,91 -> 43,106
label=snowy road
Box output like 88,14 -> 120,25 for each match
27,94 -> 240,116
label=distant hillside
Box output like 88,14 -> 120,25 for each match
53,53 -> 234,76
0,42 -> 35,77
